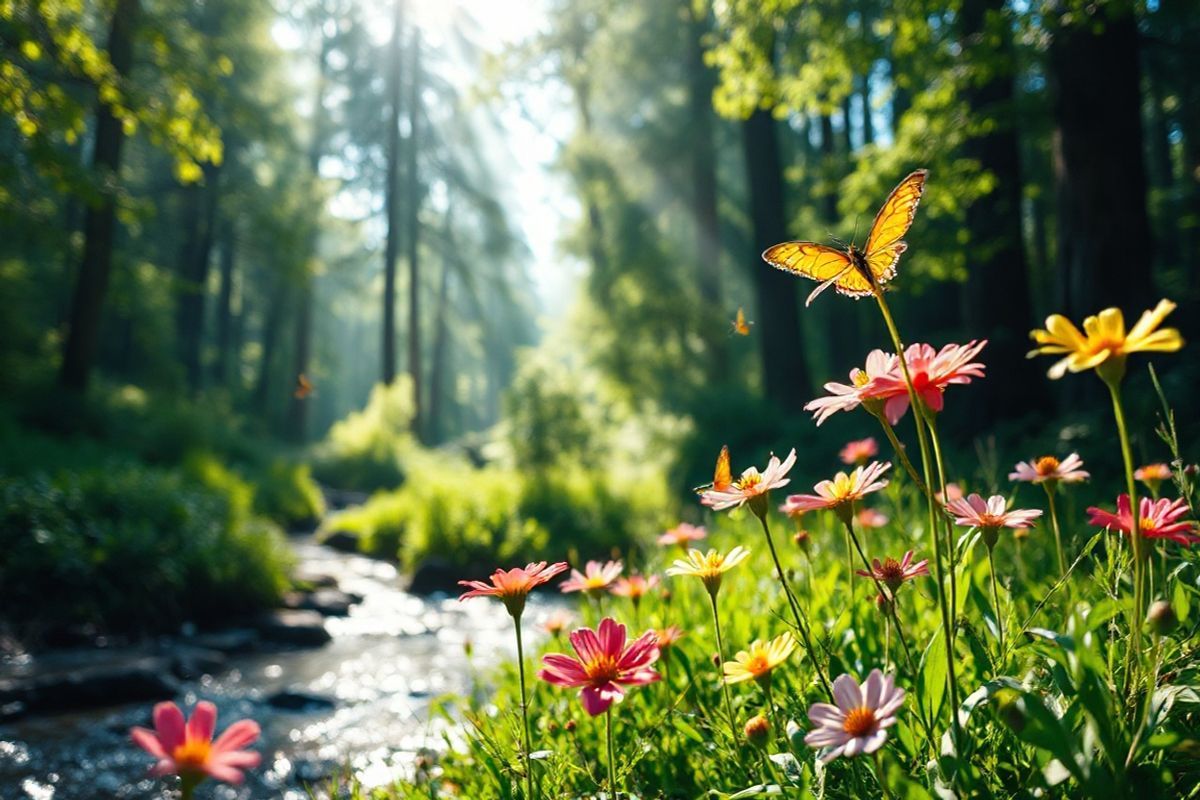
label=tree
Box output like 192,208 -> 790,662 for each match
406,26 -> 424,438
382,0 -> 403,386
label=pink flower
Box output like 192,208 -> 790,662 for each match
779,462 -> 891,518
856,508 -> 889,529
804,351 -> 898,425
840,437 -> 879,465
654,625 -> 686,650
560,560 -> 624,595
946,494 -> 1043,529
855,551 -> 928,591
699,449 -> 796,512
1135,463 -> 1173,487
657,523 -> 707,548
1009,453 -> 1089,485
130,701 -> 260,786
804,670 -> 905,762
458,561 -> 570,617
538,618 -> 661,716
1087,495 -> 1200,546
610,574 -> 660,604
936,482 -> 964,503
869,340 -> 988,423
542,609 -> 575,637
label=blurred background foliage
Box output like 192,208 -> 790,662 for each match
2,0 -> 1200,637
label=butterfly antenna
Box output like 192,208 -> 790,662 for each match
851,214 -> 862,247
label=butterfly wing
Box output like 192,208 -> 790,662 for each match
863,170 -> 927,285
713,445 -> 732,491
761,242 -> 864,304
733,307 -> 751,335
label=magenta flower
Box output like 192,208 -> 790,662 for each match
840,437 -> 879,465
698,449 -> 796,512
869,340 -> 988,423
131,701 -> 260,786
804,670 -> 905,762
856,551 -> 929,592
779,462 -> 891,517
538,618 -> 661,715
804,351 -> 898,425
560,560 -> 624,596
657,522 -> 707,548
458,561 -> 570,617
1087,495 -> 1200,546
1009,453 -> 1090,485
946,494 -> 1042,530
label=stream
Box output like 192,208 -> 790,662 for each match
0,537 -> 558,799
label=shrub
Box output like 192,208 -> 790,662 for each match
312,379 -> 416,491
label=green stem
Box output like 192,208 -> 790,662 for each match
709,592 -> 741,746
925,414 -> 959,642
605,706 -> 617,797
514,616 -> 535,800
873,751 -> 895,800
873,289 -> 963,747
1043,484 -> 1067,577
763,680 -> 781,744
1105,378 -> 1145,691
987,544 -> 1004,664
756,514 -> 834,696
845,523 -> 855,601
875,414 -> 926,493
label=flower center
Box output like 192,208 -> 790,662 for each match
1034,456 -> 1060,475
878,558 -> 904,588
852,371 -> 871,388
1138,517 -> 1156,532
744,653 -> 771,676
1084,336 -> 1124,357
172,738 -> 212,771
737,471 -> 763,492
842,706 -> 877,738
586,654 -> 622,683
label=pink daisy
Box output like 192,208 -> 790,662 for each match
804,351 -> 898,425
869,340 -> 988,424
945,494 -> 1043,530
1087,495 -> 1200,546
657,523 -> 707,548
458,561 -> 570,617
779,462 -> 891,517
560,560 -> 624,596
840,437 -> 879,466
699,449 -> 796,512
610,574 -> 660,604
538,618 -> 661,716
855,551 -> 929,592
130,701 -> 260,786
856,508 -> 890,529
804,669 -> 905,762
1008,453 -> 1089,485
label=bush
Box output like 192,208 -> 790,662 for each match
312,379 -> 416,491
0,464 -> 293,641
248,459 -> 325,529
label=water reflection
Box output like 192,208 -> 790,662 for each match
0,539 -> 558,798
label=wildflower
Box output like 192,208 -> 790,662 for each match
855,551 -> 929,593
458,561 -> 570,618
840,437 -> 879,465
560,560 -> 623,596
804,670 -> 905,762
658,522 -> 707,548
1009,453 -> 1089,486
538,618 -> 660,716
665,546 -> 751,597
1087,495 -> 1200,547
1135,463 -> 1173,494
868,341 -> 988,423
744,714 -> 771,748
699,448 -> 796,517
1028,299 -> 1183,382
804,351 -> 898,425
542,609 -> 575,638
779,462 -> 892,523
946,494 -> 1043,531
793,529 -> 811,552
722,632 -> 797,686
131,701 -> 260,786
936,482 -> 964,503
857,508 -> 889,529
653,626 -> 685,650
610,574 -> 660,606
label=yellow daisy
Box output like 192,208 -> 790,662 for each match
722,632 -> 797,685
665,546 -> 750,597
1028,299 -> 1183,381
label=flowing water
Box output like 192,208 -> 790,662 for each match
0,538 -> 557,799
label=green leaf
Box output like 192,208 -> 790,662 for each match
920,629 -> 948,723
768,752 -> 804,786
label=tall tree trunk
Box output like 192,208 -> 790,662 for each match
859,74 -> 874,146
1048,5 -> 1154,317
819,113 -> 838,222
841,95 -> 854,153
59,0 -> 139,392
427,241 -> 452,444
381,0 -> 403,386
254,280 -> 285,416
890,59 -> 911,136
958,0 -> 1044,420
212,218 -> 237,388
405,27 -> 424,439
175,163 -> 221,393
742,107 -> 811,408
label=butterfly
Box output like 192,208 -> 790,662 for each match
293,373 -> 314,399
693,445 -> 732,494
761,169 -> 928,306
731,307 -> 753,336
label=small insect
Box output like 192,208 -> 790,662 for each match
693,445 -> 732,495
293,373 -> 314,399
731,307 -> 753,336
762,169 -> 928,306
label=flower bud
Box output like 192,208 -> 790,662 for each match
793,529 -> 811,552
1146,600 -> 1178,636
875,592 -> 893,615
565,719 -> 576,732
744,714 -> 770,748
711,651 -> 721,667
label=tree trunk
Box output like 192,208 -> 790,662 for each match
958,0 -> 1044,420
859,74 -> 874,146
254,279 -> 285,416
890,60 -> 911,135
841,95 -> 854,153
742,107 -> 811,408
175,164 -> 221,393
427,243 -> 452,444
1048,5 -> 1154,317
212,218 -> 237,387
405,27 -> 424,439
381,0 -> 403,386
59,0 -> 140,392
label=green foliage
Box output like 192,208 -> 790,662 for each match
312,380 -> 417,492
0,464 -> 292,640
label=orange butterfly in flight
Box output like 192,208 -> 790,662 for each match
293,373 -> 314,399
731,307 -> 753,336
694,445 -> 732,495
761,169 -> 928,306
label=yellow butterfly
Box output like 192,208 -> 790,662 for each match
293,373 -> 314,399
731,307 -> 753,336
762,169 -> 928,306
693,445 -> 732,494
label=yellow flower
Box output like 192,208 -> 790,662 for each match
722,632 -> 797,685
665,546 -> 750,597
1029,299 -> 1183,381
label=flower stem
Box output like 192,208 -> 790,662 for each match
1105,377 -> 1145,690
925,414 -> 959,641
987,544 -> 1004,663
756,514 -> 833,696
873,750 -> 895,800
514,616 -> 535,800
709,592 -> 741,746
1043,484 -> 1067,577
605,706 -> 617,797
872,289 -> 963,746
875,414 -> 926,492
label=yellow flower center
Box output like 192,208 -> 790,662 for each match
744,653 -> 771,676
1139,517 -> 1156,532
842,707 -> 877,738
1084,335 -> 1125,357
172,738 -> 212,771
737,472 -> 763,491
1034,456 -> 1060,476
852,371 -> 870,388
585,654 -> 621,683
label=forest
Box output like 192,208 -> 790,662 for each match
2,0 -> 1200,797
